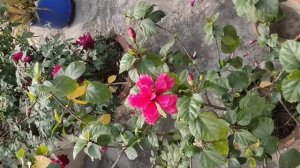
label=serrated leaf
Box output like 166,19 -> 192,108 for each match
64,61 -> 85,80
73,139 -> 87,159
52,76 -> 79,97
97,134 -> 111,146
147,10 -> 166,23
67,86 -> 88,104
84,143 -> 101,161
86,82 -> 112,104
125,147 -> 138,160
119,54 -> 136,73
148,132 -> 159,147
213,140 -> 229,156
140,18 -> 157,37
199,149 -> 225,168
279,40 -> 300,72
16,148 -> 25,160
252,117 -> 274,139
189,112 -> 229,141
160,37 -> 175,56
261,136 -> 278,154
282,77 -> 300,103
178,94 -> 203,121
221,25 -> 240,53
227,71 -> 249,89
234,129 -> 257,147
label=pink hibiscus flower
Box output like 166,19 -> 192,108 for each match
51,154 -> 69,168
12,52 -> 23,63
76,33 -> 96,50
52,64 -> 62,77
129,73 -> 178,125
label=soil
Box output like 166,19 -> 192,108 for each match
272,101 -> 298,139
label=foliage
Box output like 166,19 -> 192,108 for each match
0,1 -> 300,168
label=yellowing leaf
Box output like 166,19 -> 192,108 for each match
27,92 -> 36,102
67,86 -> 86,100
67,86 -> 88,104
33,156 -> 51,168
72,99 -> 88,105
98,114 -> 111,125
259,81 -> 272,88
107,75 -> 117,84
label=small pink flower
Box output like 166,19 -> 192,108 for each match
129,73 -> 178,125
128,27 -> 137,41
12,52 -> 23,63
52,64 -> 62,77
190,0 -> 196,7
23,55 -> 32,63
76,33 -> 96,50
100,146 -> 108,152
51,154 -> 69,168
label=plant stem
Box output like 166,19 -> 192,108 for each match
156,24 -> 192,60
215,39 -> 221,68
111,147 -> 127,168
279,99 -> 299,125
50,93 -> 87,125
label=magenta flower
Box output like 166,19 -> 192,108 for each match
12,52 -> 23,63
23,55 -> 32,63
51,154 -> 69,168
129,73 -> 178,125
100,146 -> 108,152
76,33 -> 96,50
52,64 -> 62,77
128,27 -> 137,41
190,0 -> 196,7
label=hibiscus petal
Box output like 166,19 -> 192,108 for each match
156,94 -> 178,114
142,101 -> 160,125
155,73 -> 175,94
128,94 -> 150,109
137,74 -> 154,95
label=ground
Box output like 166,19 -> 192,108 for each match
30,0 -> 300,167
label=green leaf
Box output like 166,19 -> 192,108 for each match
147,10 -> 166,23
160,37 -> 175,56
224,109 -> 237,124
64,61 -> 86,79
35,144 -> 49,155
125,147 -> 138,160
255,0 -> 279,23
282,77 -> 300,103
84,143 -> 101,161
279,149 -> 300,168
199,149 -> 225,168
183,145 -> 201,157
178,94 -> 203,121
140,18 -> 157,37
228,158 -> 242,168
16,148 -> 26,160
97,134 -> 111,146
136,57 -> 156,75
189,112 -> 229,141
234,129 -> 257,147
204,13 -> 220,45
73,139 -> 87,159
279,40 -> 300,72
229,57 -> 243,69
227,71 -> 249,89
213,139 -> 229,156
119,54 -> 136,73
128,68 -> 139,82
237,110 -> 252,126
170,51 -> 192,68
221,25 -> 240,53
252,117 -> 274,139
33,62 -> 41,82
261,136 -> 278,154
133,1 -> 152,19
86,81 -> 112,104
52,76 -> 79,97
148,132 -> 159,147
239,95 -> 274,118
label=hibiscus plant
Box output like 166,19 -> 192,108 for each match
1,1 -> 300,168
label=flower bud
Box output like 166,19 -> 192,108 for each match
128,27 -> 136,41
100,146 -> 108,152
190,0 -> 196,7
23,55 -> 32,63
187,73 -> 194,86
199,74 -> 204,81
192,51 -> 197,59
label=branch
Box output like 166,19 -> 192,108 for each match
111,147 -> 127,168
279,100 -> 299,125
50,93 -> 87,125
